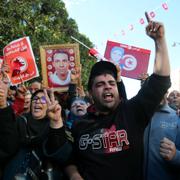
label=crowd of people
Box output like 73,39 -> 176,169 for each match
0,14 -> 180,180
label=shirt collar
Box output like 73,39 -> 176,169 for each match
159,104 -> 172,113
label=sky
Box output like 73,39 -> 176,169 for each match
63,0 -> 180,98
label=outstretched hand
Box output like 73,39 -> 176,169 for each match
44,89 -> 63,129
145,12 -> 165,41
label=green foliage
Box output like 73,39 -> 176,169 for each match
0,0 -> 95,89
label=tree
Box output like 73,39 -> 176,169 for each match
0,0 -> 95,89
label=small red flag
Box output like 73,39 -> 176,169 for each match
162,2 -> 168,10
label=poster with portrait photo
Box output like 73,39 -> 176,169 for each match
40,43 -> 81,92
104,40 -> 151,79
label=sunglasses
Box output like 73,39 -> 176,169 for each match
32,96 -> 47,104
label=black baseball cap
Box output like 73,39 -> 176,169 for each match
87,60 -> 117,90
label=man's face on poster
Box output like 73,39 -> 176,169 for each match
52,52 -> 69,80
110,47 -> 124,65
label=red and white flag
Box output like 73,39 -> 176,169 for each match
3,37 -> 39,85
104,40 -> 151,79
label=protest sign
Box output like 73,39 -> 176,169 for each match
3,37 -> 39,85
40,43 -> 81,92
104,40 -> 151,79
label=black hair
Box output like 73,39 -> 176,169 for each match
31,89 -> 44,101
88,69 -> 116,91
9,85 -> 17,91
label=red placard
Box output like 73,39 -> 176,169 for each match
104,40 -> 151,79
3,37 -> 39,85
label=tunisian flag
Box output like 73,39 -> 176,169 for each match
104,40 -> 151,79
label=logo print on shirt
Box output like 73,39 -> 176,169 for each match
79,126 -> 130,153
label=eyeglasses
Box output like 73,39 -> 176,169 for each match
32,96 -> 47,104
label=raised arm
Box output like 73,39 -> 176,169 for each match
44,89 -> 63,129
43,89 -> 72,164
145,12 -> 170,76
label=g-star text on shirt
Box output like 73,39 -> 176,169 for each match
79,129 -> 129,153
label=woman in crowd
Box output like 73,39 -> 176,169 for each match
0,86 -> 71,179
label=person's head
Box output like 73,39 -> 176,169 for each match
31,89 -> 48,120
29,80 -> 41,94
167,90 -> 180,109
88,61 -> 120,114
23,90 -> 32,113
110,46 -> 124,65
52,51 -> 70,80
16,85 -> 27,99
70,97 -> 89,116
7,85 -> 17,102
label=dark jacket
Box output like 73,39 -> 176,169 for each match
0,106 -> 18,177
1,108 -> 71,180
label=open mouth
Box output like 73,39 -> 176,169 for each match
76,108 -> 84,113
33,106 -> 42,112
103,92 -> 114,102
